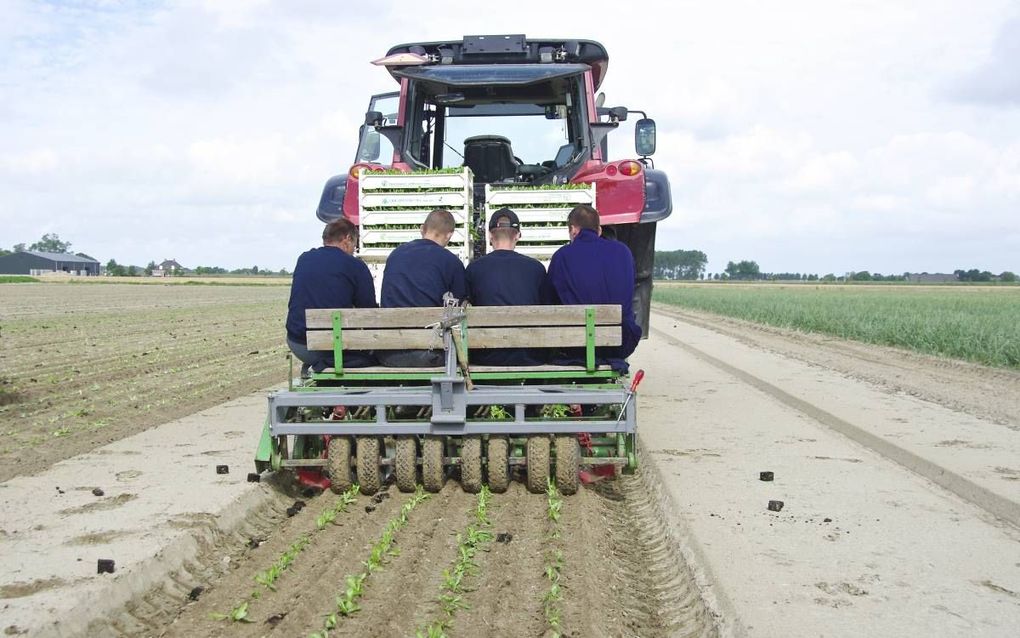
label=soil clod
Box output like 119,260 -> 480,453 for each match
760,471 -> 774,481
96,559 -> 115,574
495,532 -> 513,543
91,488 -> 104,497
265,612 -> 287,626
215,465 -> 229,474
768,500 -> 785,512
186,586 -> 203,601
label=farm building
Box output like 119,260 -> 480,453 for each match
154,259 -> 184,277
0,251 -> 100,276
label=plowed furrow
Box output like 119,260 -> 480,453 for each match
338,486 -> 474,637
452,483 -> 547,638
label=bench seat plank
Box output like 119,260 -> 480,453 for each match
306,304 -> 621,329
306,325 -> 621,351
316,364 -> 613,374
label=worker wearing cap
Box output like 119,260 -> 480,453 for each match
287,218 -> 377,375
546,204 -> 641,372
465,207 -> 549,365
379,208 -> 468,366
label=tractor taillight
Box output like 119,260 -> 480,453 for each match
349,163 -> 377,180
605,164 -> 618,176
619,161 -> 642,176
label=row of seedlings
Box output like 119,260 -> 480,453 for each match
543,479 -> 566,637
416,486 -> 495,637
311,486 -> 431,637
210,485 -> 360,623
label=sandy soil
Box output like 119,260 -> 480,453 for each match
5,298 -> 1020,637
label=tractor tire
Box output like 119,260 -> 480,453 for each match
356,436 -> 381,495
460,436 -> 482,494
421,436 -> 445,493
326,437 -> 353,494
486,436 -> 509,493
554,435 -> 580,495
394,436 -> 418,493
526,435 -> 551,494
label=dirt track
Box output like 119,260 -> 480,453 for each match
4,303 -> 1020,637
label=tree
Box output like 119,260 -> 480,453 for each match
127,265 -> 138,276
145,261 -> 156,276
724,260 -> 761,280
0,248 -> 9,258
105,259 -> 126,277
1001,271 -> 1017,282
851,271 -> 873,281
13,243 -> 26,252
29,233 -> 72,253
653,249 -> 708,280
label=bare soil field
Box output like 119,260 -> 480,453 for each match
0,283 -> 289,482
4,291 -> 1020,637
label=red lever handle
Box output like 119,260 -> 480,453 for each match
630,369 -> 645,392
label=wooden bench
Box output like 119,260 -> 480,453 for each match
302,304 -> 623,381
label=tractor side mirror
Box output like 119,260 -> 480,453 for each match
635,118 -> 656,156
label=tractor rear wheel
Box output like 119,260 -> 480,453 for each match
394,436 -> 418,493
554,435 -> 580,495
486,436 -> 509,493
326,437 -> 353,494
422,436 -> 445,492
526,435 -> 550,494
356,436 -> 381,495
460,436 -> 482,493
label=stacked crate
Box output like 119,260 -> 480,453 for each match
358,168 -> 473,297
483,184 -> 597,261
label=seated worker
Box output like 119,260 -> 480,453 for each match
379,208 -> 468,367
545,204 -> 642,372
286,219 -> 377,375
465,207 -> 548,365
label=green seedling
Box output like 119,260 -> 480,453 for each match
209,601 -> 254,623
488,405 -> 510,420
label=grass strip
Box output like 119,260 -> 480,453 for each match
211,484 -> 360,623
416,486 -> 495,638
0,276 -> 39,283
310,486 -> 430,637
654,284 -> 1020,368
543,479 -> 564,637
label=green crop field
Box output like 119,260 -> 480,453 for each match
653,283 -> 1020,369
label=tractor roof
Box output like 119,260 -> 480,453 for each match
381,35 -> 610,90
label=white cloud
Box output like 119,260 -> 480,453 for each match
0,0 -> 1018,275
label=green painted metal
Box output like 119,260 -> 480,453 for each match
270,437 -> 283,471
254,417 -> 273,464
585,306 -> 596,372
332,311 -> 344,371
308,370 -> 619,383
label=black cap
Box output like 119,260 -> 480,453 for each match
488,207 -> 520,230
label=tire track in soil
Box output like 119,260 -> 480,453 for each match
558,472 -> 718,638
159,487 -> 405,638
338,485 -> 475,637
452,482 -> 548,638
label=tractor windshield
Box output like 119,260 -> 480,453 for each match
399,66 -> 591,183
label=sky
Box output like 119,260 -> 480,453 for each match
1,0 -> 1018,276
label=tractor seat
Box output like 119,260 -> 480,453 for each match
463,135 -> 519,183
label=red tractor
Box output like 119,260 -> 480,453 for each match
315,35 -> 671,336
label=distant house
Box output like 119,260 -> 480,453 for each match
0,251 -> 100,276
907,273 -> 958,284
154,259 -> 184,277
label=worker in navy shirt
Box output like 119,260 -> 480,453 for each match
286,219 -> 377,375
466,207 -> 548,366
546,204 -> 642,372
379,209 -> 467,367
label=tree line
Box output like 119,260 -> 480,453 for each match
653,250 -> 1016,282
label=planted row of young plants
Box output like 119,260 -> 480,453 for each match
416,486 -> 495,638
310,486 -> 431,637
211,485 -> 360,623
543,479 -> 565,637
